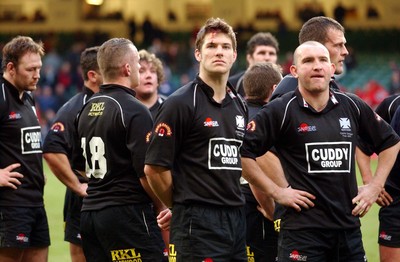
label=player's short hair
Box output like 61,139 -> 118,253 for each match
138,49 -> 165,84
246,32 -> 279,55
299,16 -> 345,45
97,38 -> 136,80
293,41 -> 329,66
243,62 -> 282,101
80,46 -> 100,81
2,35 -> 44,71
195,17 -> 237,51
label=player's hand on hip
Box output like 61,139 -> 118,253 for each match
0,163 -> 23,190
375,187 -> 393,207
275,186 -> 315,212
77,183 -> 88,197
157,208 -> 172,231
352,183 -> 381,217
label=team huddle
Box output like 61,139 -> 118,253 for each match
0,15 -> 399,262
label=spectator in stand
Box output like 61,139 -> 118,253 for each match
142,15 -> 155,47
333,1 -> 347,25
281,51 -> 294,76
389,61 -> 400,95
344,46 -> 357,71
56,61 -> 73,92
36,85 -> 59,114
40,46 -> 62,87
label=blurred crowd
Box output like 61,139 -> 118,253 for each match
0,30 -> 398,138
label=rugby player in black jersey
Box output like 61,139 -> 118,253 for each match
271,16 -> 348,100
241,62 -> 283,262
242,41 -> 400,262
43,46 -> 102,262
229,32 -> 279,97
135,49 -> 166,120
0,36 -> 49,262
378,107 -> 400,261
263,16 -> 387,234
76,38 -> 166,262
145,18 -> 302,261
376,94 -> 400,124
135,49 -> 169,261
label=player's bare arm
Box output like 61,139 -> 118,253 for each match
242,157 -> 315,212
43,153 -> 87,197
356,147 -> 393,207
352,141 -> 400,217
144,164 -> 173,208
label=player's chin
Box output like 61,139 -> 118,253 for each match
211,67 -> 230,75
334,66 -> 344,75
27,85 -> 38,91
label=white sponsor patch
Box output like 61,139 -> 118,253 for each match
21,126 -> 42,154
305,142 -> 351,173
208,138 -> 242,170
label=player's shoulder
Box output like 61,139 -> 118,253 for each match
333,90 -> 363,102
229,71 -> 244,83
270,74 -> 298,101
378,94 -> 400,107
163,81 -> 197,107
271,89 -> 297,105
60,92 -> 86,111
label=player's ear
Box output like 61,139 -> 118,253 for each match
87,70 -> 96,81
6,62 -> 16,75
272,83 -> 278,93
290,65 -> 298,78
194,49 -> 201,62
330,63 -> 336,77
123,63 -> 130,76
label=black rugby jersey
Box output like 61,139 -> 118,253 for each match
240,99 -> 267,203
77,84 -> 153,211
0,76 -> 44,207
242,88 -> 399,230
385,108 -> 400,192
145,76 -> 247,207
43,86 -> 94,181
229,71 -> 246,97
149,96 -> 165,120
376,94 -> 400,123
358,94 -> 400,156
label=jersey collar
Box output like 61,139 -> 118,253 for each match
99,84 -> 136,97
1,75 -> 26,104
295,88 -> 339,113
195,75 -> 238,105
82,85 -> 95,97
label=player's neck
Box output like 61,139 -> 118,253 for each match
85,81 -> 100,94
199,72 -> 229,103
300,89 -> 330,112
3,72 -> 24,99
136,92 -> 158,108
